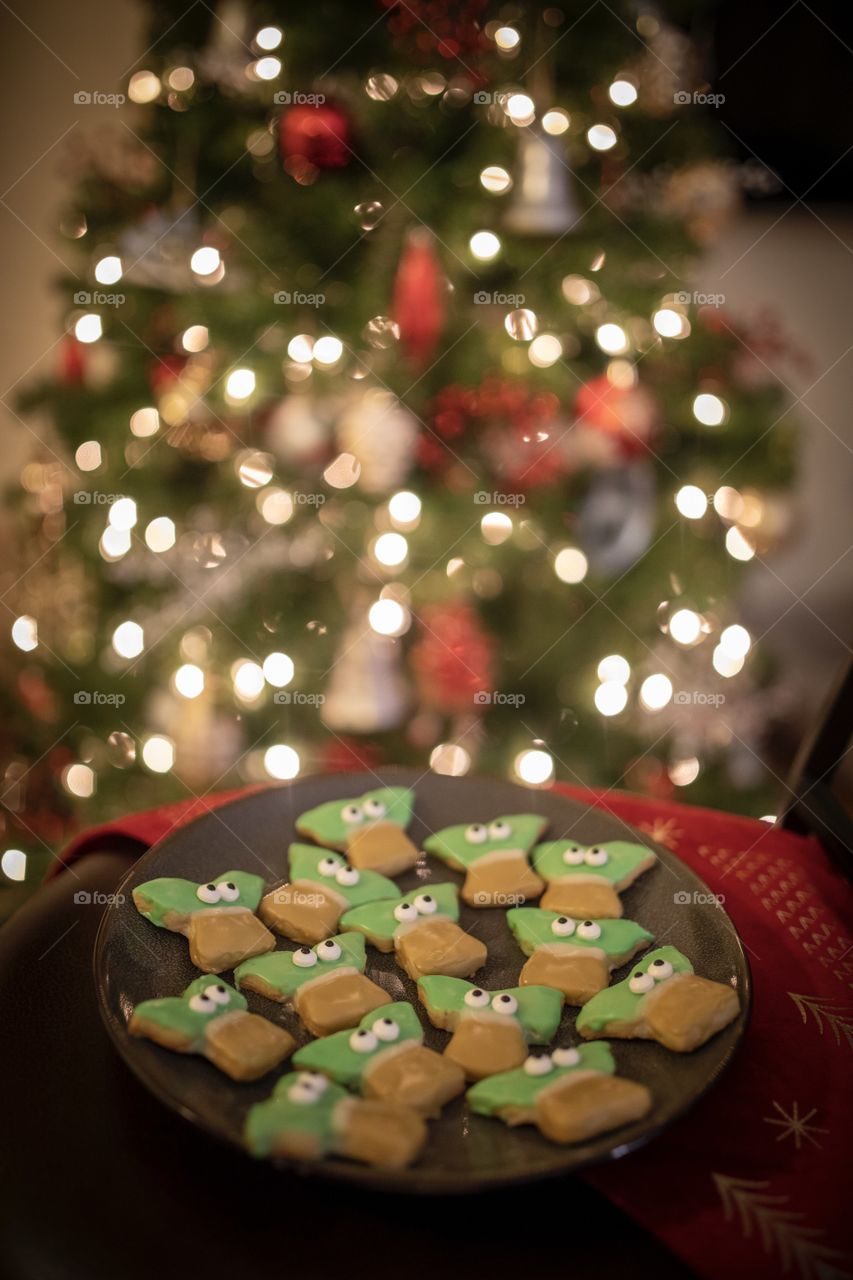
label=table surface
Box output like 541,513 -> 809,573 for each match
0,850 -> 693,1280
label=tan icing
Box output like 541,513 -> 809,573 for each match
259,882 -> 345,943
202,1010 -> 295,1081
362,1043 -> 465,1116
444,1015 -> 527,1081
187,909 -> 275,973
395,918 -> 487,980
520,949 -> 610,1004
535,1071 -> 652,1143
295,971 -> 391,1037
642,972 -> 739,1051
332,1096 -> 426,1168
346,821 -> 419,876
541,880 -> 623,919
462,849 -> 545,907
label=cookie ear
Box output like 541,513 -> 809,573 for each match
133,875 -> 200,924
417,975 -> 472,1013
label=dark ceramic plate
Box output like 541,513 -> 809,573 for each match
95,769 -> 750,1192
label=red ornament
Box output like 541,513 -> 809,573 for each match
410,603 -> 495,715
148,353 -> 187,394
574,375 -> 658,458
393,229 -> 445,366
321,737 -> 383,774
279,101 -> 351,173
59,337 -> 86,386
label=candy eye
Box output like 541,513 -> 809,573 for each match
287,1072 -> 328,1105
577,920 -> 602,941
414,893 -> 437,916
585,846 -> 609,867
464,988 -> 490,1009
551,916 -> 576,937
205,984 -> 231,1006
465,823 -> 488,844
562,845 -> 586,866
316,939 -> 342,962
551,1047 -> 581,1068
196,883 -> 220,904
649,958 -> 673,981
217,881 -> 240,902
488,820 -> 511,840
188,992 -> 216,1013
349,1029 -> 378,1053
393,902 -> 418,924
491,993 -> 519,1015
317,856 -> 340,877
363,798 -> 386,819
342,803 -> 363,825
523,1054 -> 553,1076
293,946 -> 318,968
372,1017 -> 400,1042
629,971 -> 654,994
335,866 -> 360,887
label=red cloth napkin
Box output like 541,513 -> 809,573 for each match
53,783 -> 853,1278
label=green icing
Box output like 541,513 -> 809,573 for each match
245,1073 -> 350,1157
417,976 -> 563,1043
132,975 -> 248,1047
532,840 -> 655,885
296,787 -> 414,850
507,908 -> 653,958
424,814 -> 548,870
339,882 -> 459,944
133,869 -> 265,928
286,843 -> 399,907
234,932 -> 366,998
576,946 -> 694,1033
467,1042 -> 616,1116
292,1001 -> 423,1089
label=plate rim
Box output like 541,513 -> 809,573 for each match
94,770 -> 752,1194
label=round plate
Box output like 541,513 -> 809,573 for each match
95,769 -> 750,1192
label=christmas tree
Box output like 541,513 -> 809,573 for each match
5,0 -> 796,872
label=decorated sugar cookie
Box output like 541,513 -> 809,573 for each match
467,1041 -> 652,1143
423,814 -> 548,907
245,1071 -> 426,1168
532,839 -> 656,919
132,869 -> 275,973
417,975 -> 563,1081
507,907 -> 653,1004
293,1001 -> 465,1117
340,882 -> 487,980
576,945 -> 740,1052
296,786 -> 418,876
259,844 -> 398,945
129,976 -> 294,1082
234,932 -> 391,1037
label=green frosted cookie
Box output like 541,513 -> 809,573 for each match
507,907 -> 653,1004
259,844 -> 398,945
132,869 -> 275,973
532,839 -> 656,918
340,882 -> 487,981
293,1001 -> 423,1089
576,945 -> 740,1053
129,976 -> 295,1081
423,814 -> 548,907
296,786 -> 418,876
468,1041 -> 616,1117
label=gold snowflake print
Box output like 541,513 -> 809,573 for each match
763,1100 -> 828,1150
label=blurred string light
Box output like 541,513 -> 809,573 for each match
720,624 -> 751,658
675,485 -> 708,519
514,748 -> 554,785
595,322 -> 628,355
1,849 -> 27,882
112,620 -> 144,658
168,67 -> 195,91
372,532 -> 408,567
232,660 -> 265,701
225,368 -> 256,403
253,57 -> 281,80
609,78 -> 638,107
11,615 -> 38,652
430,743 -> 471,776
469,230 -> 501,261
63,763 -> 95,798
142,735 -> 175,773
693,392 -> 727,426
388,490 -> 421,529
368,598 -> 409,636
542,109 -> 570,135
595,681 -> 628,716
504,93 -> 535,126
587,123 -> 617,151
74,314 -> 102,344
288,334 -> 314,363
94,255 -> 122,284
653,307 -> 689,339
554,547 -> 588,584
100,527 -> 131,561
75,441 -> 102,471
480,165 -> 512,194
174,663 -> 204,698
109,497 -> 137,530
190,246 -> 221,276
313,335 -> 343,366
237,451 -> 273,488
145,516 -> 176,552
597,654 -> 630,684
726,526 -> 755,561
128,70 -> 160,103
712,645 -> 744,677
181,324 -> 209,352
639,672 -> 673,710
670,757 -> 700,787
257,487 -> 294,525
562,275 -> 599,305
255,26 -> 282,50
480,512 -> 512,545
669,607 -> 702,646
714,486 -> 743,520
264,744 -> 300,780
494,25 -> 520,50
263,652 -> 294,687
130,407 -> 159,437
528,334 -> 562,368
504,308 -> 538,341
